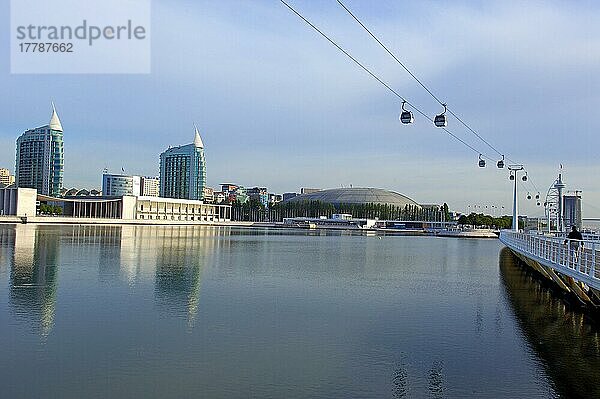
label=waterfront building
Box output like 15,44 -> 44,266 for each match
0,168 -> 15,187
0,187 -> 37,216
15,104 -> 64,197
220,184 -> 249,204
563,194 -> 582,230
102,173 -> 141,197
247,187 -> 269,207
140,176 -> 159,197
159,127 -> 206,201
286,187 -> 421,209
0,187 -> 231,222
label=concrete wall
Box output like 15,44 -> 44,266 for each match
122,196 -> 137,220
0,188 -> 37,217
16,188 -> 37,216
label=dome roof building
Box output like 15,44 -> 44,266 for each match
285,187 -> 421,209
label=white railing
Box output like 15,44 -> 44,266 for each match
499,230 -> 600,290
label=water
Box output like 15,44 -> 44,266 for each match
0,224 -> 598,398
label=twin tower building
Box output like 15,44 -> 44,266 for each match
15,105 -> 207,201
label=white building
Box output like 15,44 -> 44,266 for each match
140,176 -> 159,197
0,188 -> 37,216
0,168 -> 15,187
102,173 -> 141,197
1,187 -> 231,223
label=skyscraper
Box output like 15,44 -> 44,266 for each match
563,194 -> 582,230
159,126 -> 206,200
15,104 -> 64,197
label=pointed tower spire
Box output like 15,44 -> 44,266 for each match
193,123 -> 204,148
49,102 -> 63,132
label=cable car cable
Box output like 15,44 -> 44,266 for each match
280,0 -> 494,159
336,0 -> 552,196
336,0 -> 509,159
280,0 -> 490,158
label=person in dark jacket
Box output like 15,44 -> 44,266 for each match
564,225 -> 584,261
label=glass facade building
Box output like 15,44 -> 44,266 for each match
15,105 -> 64,197
159,127 -> 206,201
563,194 -> 582,231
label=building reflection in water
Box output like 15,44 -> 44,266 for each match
74,225 -> 226,328
9,224 -> 60,338
499,247 -> 600,399
151,226 -> 221,329
67,225 -> 124,282
6,224 -> 228,337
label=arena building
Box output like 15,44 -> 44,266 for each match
285,187 -> 422,209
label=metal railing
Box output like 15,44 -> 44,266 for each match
499,230 -> 600,290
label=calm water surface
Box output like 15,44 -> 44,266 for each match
0,224 -> 599,398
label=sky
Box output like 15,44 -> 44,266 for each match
1,0 -> 600,217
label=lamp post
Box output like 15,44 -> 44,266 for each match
508,165 -> 525,231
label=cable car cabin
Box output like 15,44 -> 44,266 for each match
434,114 -> 447,127
400,111 -> 414,124
497,160 -> 504,168
478,159 -> 486,167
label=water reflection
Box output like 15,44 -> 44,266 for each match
4,224 -> 227,336
150,226 -> 219,328
8,225 -> 59,338
391,361 -> 408,398
0,225 -> 586,397
427,360 -> 445,399
500,247 -> 600,399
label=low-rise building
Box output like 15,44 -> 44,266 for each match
135,196 -> 230,222
229,187 -> 249,204
0,168 -> 15,187
269,193 -> 283,205
247,187 -> 268,207
0,187 -> 231,223
0,187 -> 37,216
220,184 -> 239,194
203,187 -> 215,203
102,173 -> 141,197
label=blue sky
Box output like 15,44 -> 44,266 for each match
1,0 -> 599,216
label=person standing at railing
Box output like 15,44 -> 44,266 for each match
564,225 -> 584,262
